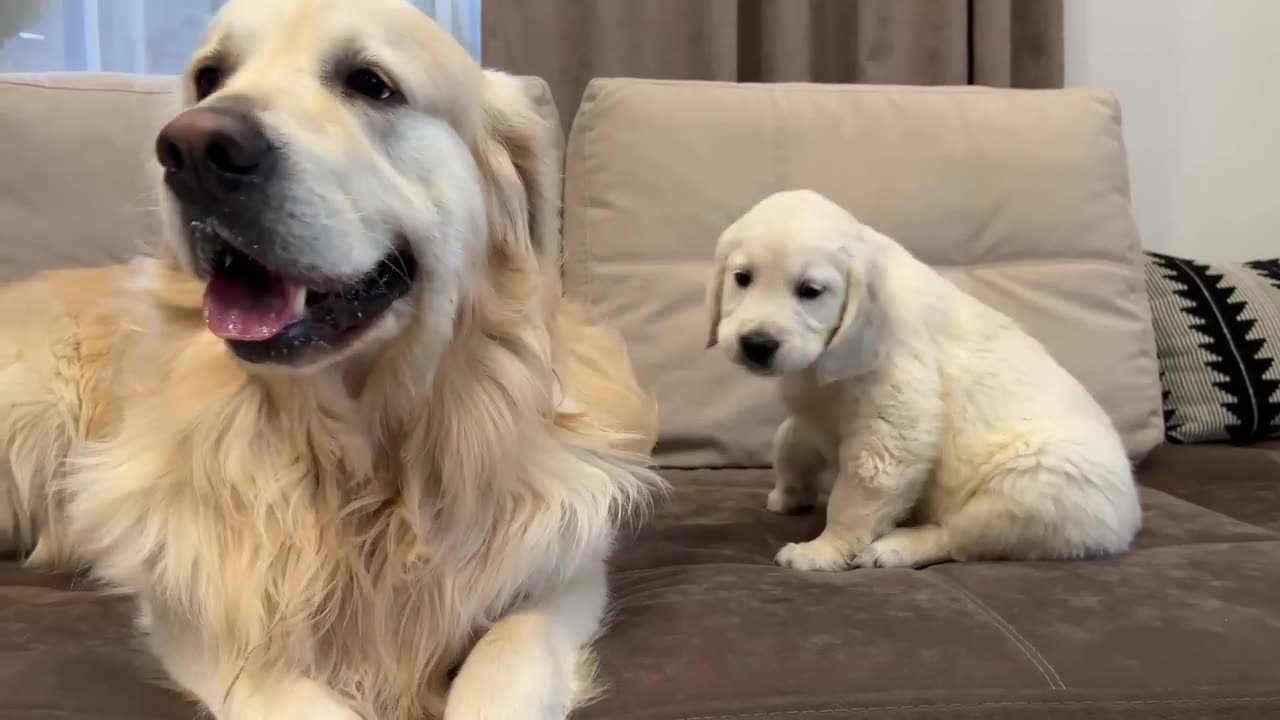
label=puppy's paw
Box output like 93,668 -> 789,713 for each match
852,526 -> 948,569
852,541 -> 911,569
775,540 -> 852,572
766,487 -> 815,515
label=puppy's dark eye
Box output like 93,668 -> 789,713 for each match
193,66 -> 224,101
796,281 -> 825,300
345,68 -> 400,102
733,270 -> 753,288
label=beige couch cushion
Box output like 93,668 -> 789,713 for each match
0,73 -> 179,282
0,72 -> 562,282
563,78 -> 1163,468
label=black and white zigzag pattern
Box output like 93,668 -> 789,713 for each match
1144,252 -> 1280,444
1249,258 -> 1280,289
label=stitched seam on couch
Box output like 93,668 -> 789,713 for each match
914,571 -> 1065,690
674,696 -> 1280,720
0,80 -> 174,95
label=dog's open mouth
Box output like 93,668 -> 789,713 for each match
201,240 -> 418,365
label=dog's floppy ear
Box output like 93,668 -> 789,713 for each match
705,227 -> 742,348
475,70 -> 560,273
705,251 -> 727,348
816,245 -> 891,385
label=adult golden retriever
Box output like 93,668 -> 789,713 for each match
0,0 -> 662,718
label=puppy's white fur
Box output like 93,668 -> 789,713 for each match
709,189 -> 1141,571
0,1 -> 663,718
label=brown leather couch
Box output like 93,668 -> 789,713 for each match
3,73 -> 1278,720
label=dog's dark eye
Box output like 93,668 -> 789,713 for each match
193,65 -> 224,101
345,68 -> 400,102
733,270 -> 753,288
796,281 -> 825,300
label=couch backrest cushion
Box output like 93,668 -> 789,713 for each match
0,73 -> 179,282
563,78 -> 1163,468
0,72 -> 563,282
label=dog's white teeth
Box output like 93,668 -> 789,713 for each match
292,286 -> 308,318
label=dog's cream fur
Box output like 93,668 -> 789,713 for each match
708,189 -> 1141,572
0,1 -> 662,718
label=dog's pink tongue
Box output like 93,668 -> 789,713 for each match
203,273 -> 299,341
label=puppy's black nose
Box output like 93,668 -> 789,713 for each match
156,105 -> 274,198
739,332 -> 780,367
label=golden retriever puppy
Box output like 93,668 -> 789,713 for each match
0,0 -> 663,718
706,189 -> 1141,572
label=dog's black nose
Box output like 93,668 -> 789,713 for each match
739,332 -> 780,367
156,105 -> 274,197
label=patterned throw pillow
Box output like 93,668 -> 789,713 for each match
1144,252 -> 1280,444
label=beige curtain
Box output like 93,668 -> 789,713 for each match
484,0 -> 1063,125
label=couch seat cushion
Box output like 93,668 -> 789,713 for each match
4,445 -> 1280,719
1138,441 -> 1280,533
0,567 -> 196,720
584,444 -> 1280,719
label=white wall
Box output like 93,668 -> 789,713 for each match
1065,0 -> 1280,262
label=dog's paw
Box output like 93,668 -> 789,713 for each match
766,487 -> 815,515
775,540 -> 852,572
852,541 -> 912,569
444,684 -> 567,720
852,526 -> 948,569
444,650 -> 569,720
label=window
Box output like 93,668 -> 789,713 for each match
0,0 -> 481,74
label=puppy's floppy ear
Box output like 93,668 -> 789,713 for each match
705,251 -> 727,348
816,243 -> 891,385
475,70 -> 560,273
